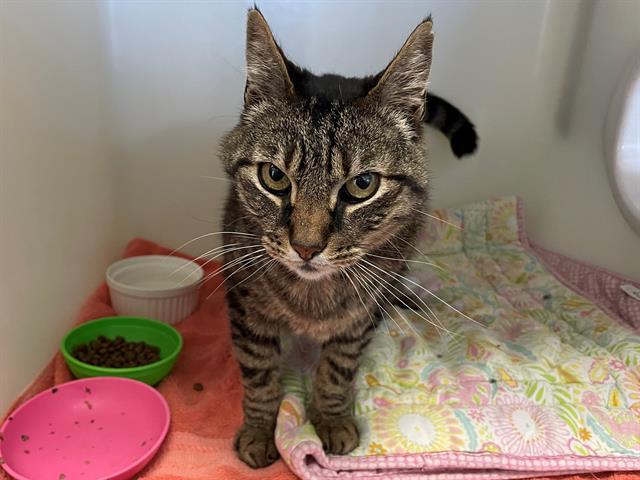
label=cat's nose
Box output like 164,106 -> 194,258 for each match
291,241 -> 325,261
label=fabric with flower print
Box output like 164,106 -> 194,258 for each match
486,396 -> 572,456
273,197 -> 640,479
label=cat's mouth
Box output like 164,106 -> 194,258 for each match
262,236 -> 344,280
284,259 -> 336,281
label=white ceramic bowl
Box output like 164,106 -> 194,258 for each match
106,255 -> 204,325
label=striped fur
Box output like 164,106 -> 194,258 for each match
221,9 -> 476,468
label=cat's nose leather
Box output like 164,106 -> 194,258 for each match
291,241 -> 325,261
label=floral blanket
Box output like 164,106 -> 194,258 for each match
275,197 -> 640,479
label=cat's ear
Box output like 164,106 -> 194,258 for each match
244,8 -> 295,106
368,18 -> 434,121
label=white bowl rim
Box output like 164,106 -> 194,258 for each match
106,255 -> 204,299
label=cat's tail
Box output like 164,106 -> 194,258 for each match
424,93 -> 478,158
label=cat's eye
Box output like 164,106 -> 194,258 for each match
340,173 -> 380,203
258,163 -> 291,195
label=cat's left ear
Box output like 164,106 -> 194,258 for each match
368,18 -> 434,122
244,8 -> 295,107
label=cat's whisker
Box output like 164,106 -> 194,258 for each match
357,263 -> 421,338
214,257 -> 277,299
356,263 -> 455,337
195,244 -> 265,280
360,258 -> 483,328
389,233 -> 428,259
189,213 -> 253,227
201,255 -> 267,294
410,293 -> 450,337
205,254 -> 271,300
200,175 -> 236,184
365,252 -> 445,271
174,244 -> 264,285
170,243 -> 241,276
387,239 -> 412,271
342,268 -> 383,335
363,235 -> 448,271
169,231 -> 259,256
174,247 -> 235,284
375,269 -> 450,337
358,265 -> 453,334
203,249 -> 265,280
366,246 -> 405,257
389,233 -> 452,271
384,296 -> 422,339
346,266 -> 391,334
200,250 -> 266,286
409,207 -> 461,230
259,257 -> 280,279
349,266 -> 405,336
201,243 -> 263,259
227,214 -> 254,226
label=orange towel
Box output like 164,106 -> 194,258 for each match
1,238 -> 637,480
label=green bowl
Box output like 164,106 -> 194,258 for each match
61,316 -> 183,386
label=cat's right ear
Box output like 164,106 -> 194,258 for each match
367,17 -> 434,123
244,8 -> 295,107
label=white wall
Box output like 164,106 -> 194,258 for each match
1,0 -> 639,412
0,2 -> 123,411
105,0 -> 247,255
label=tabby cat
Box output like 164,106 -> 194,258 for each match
220,8 -> 477,468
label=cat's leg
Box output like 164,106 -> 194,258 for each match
228,291 -> 282,468
309,322 -> 375,455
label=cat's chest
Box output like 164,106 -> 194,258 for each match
264,275 -> 371,341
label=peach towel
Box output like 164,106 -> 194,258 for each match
1,238 -> 637,480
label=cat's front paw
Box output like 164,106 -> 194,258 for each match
234,423 -> 279,468
312,415 -> 359,455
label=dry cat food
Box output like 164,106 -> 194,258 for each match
72,336 -> 161,368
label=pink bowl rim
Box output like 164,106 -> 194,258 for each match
0,376 -> 171,480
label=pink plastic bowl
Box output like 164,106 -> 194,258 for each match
0,377 -> 170,480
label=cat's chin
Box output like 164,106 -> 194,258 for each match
285,262 -> 336,281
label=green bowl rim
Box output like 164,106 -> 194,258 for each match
60,316 -> 183,374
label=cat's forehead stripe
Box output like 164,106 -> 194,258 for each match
284,142 -> 303,171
